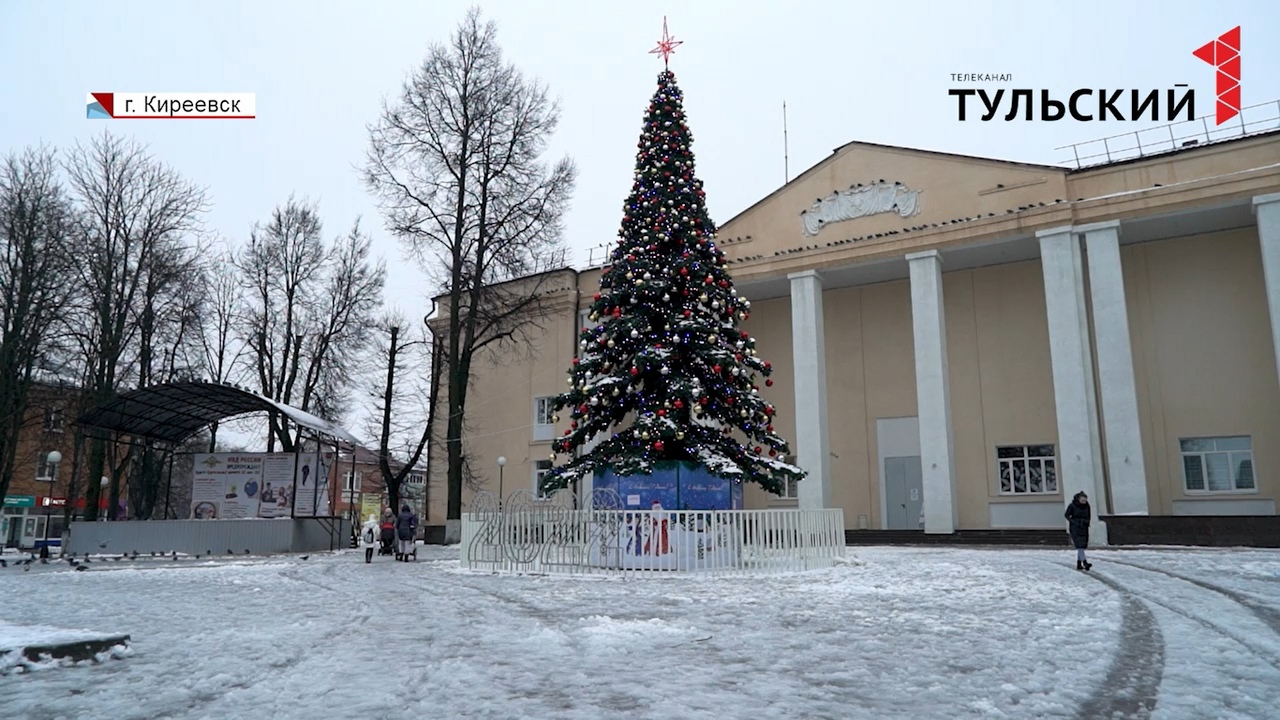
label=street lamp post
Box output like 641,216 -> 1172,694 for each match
41,451 -> 62,559
496,456 -> 506,506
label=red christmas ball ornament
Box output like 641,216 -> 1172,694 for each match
712,364 -> 721,374
767,424 -> 774,432
572,358 -> 580,365
680,267 -> 688,276
630,367 -> 639,376
571,421 -> 578,430
627,254 -> 636,262
674,399 -> 684,409
683,309 -> 691,317
766,379 -> 773,387
579,404 -> 587,413
754,446 -> 762,454
704,276 -> 713,284
740,331 -> 749,339
654,440 -> 665,452
764,362 -> 772,371
613,307 -> 622,317
735,353 -> 743,361
699,396 -> 708,405
593,293 -> 601,301
769,449 -> 777,457
564,429 -> 571,436
657,409 -> 666,417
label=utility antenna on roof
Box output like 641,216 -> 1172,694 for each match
783,101 -> 790,184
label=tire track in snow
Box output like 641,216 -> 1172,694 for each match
1096,563 -> 1280,671
1103,557 -> 1280,636
1066,567 -> 1166,720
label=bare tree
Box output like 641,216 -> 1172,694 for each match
0,146 -> 77,507
199,249 -> 247,451
64,131 -> 209,521
236,197 -> 385,451
365,6 -> 576,541
364,311 -> 435,514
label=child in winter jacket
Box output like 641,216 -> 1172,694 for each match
360,514 -> 379,563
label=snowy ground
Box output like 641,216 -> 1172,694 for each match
0,545 -> 1277,719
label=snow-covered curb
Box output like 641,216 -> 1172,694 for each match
0,621 -> 132,675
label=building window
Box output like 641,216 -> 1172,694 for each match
1181,436 -> 1254,493
533,396 -> 555,442
997,445 -> 1057,495
533,460 -> 553,498
36,451 -> 56,482
342,471 -> 362,492
406,472 -> 425,487
43,408 -> 63,433
774,455 -> 798,499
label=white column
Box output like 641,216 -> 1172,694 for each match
1253,193 -> 1280,394
906,250 -> 958,534
1080,221 -> 1149,516
1037,227 -> 1108,545
789,270 -> 832,509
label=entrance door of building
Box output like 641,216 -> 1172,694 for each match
884,456 -> 924,530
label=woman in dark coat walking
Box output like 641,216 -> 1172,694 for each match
1065,491 -> 1093,571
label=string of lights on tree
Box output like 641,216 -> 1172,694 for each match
539,19 -> 806,497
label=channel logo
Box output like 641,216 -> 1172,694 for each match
1192,26 -> 1241,125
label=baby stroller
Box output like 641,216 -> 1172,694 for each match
378,523 -> 396,556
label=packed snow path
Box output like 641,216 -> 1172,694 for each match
1,546 -> 1277,719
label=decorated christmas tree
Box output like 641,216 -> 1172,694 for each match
540,25 -> 806,498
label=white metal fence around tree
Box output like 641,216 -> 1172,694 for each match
459,489 -> 846,577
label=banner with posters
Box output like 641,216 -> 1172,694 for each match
189,453 -> 297,520
292,450 -> 334,517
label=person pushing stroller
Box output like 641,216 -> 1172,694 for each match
378,507 -> 396,557
395,503 -> 418,562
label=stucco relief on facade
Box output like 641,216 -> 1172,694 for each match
800,180 -> 922,237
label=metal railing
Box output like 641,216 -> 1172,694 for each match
1056,99 -> 1280,169
460,489 -> 846,577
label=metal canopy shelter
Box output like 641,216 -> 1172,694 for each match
76,381 -> 361,446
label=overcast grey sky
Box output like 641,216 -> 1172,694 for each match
2,0 -> 1277,440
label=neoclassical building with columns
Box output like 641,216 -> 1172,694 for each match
426,127 -> 1280,546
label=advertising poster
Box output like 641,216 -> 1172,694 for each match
257,453 -> 297,518
360,494 -> 382,522
190,454 -> 263,519
293,450 -> 334,517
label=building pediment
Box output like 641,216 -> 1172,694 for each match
718,142 -> 1066,262
801,181 -> 922,237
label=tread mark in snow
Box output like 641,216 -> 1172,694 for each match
1073,570 -> 1165,720
1103,558 -> 1280,637
1093,565 -> 1280,671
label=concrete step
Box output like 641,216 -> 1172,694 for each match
846,529 -> 1068,546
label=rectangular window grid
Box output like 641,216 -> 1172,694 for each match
1180,436 -> 1254,493
997,445 -> 1057,495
